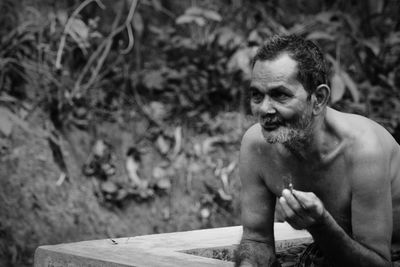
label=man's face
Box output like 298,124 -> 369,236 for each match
249,53 -> 313,145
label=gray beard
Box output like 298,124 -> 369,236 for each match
264,127 -> 309,144
262,116 -> 313,151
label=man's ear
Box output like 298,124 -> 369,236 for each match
311,84 -> 330,115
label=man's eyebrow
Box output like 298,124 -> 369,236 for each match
249,85 -> 292,94
249,86 -> 262,92
270,86 -> 293,94
248,85 -> 294,97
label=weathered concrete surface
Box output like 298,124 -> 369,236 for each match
34,222 -> 312,267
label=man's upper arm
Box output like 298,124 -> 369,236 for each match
350,140 -> 392,261
240,126 -> 276,243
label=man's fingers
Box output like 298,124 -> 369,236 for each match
278,197 -> 304,229
279,196 -> 296,218
279,196 -> 306,223
282,189 -> 303,210
279,189 -> 326,229
292,190 -> 324,218
292,190 -> 314,207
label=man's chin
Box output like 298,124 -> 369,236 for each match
261,126 -> 305,145
261,127 -> 285,144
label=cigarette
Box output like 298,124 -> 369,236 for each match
283,175 -> 294,194
288,183 -> 293,193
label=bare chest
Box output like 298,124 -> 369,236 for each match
263,157 -> 352,232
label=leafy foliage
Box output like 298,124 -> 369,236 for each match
1,0 -> 398,131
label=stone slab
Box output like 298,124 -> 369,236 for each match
34,222 -> 312,267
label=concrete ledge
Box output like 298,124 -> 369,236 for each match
34,222 -> 312,267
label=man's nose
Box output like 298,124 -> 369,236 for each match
259,97 -> 276,115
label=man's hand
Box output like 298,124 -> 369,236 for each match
278,189 -> 326,230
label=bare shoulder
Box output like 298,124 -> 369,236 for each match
330,108 -> 399,183
241,123 -> 264,146
241,123 -> 272,156
331,108 -> 398,160
239,123 -> 273,183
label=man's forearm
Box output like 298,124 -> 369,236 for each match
234,238 -> 281,267
308,211 -> 391,267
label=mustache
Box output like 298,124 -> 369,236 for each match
261,116 -> 283,125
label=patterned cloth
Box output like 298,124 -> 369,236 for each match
392,249 -> 400,267
295,243 -> 331,267
295,243 -> 400,267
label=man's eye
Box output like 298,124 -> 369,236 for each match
271,91 -> 290,100
251,91 -> 263,103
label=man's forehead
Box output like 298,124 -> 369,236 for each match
252,53 -> 298,78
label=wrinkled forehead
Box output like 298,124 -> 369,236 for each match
251,53 -> 300,87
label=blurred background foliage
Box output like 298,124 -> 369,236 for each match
1,0 -> 400,266
1,0 -> 399,132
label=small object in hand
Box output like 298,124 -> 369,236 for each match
289,182 -> 294,193
283,175 -> 293,193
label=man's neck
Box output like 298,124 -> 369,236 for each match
283,109 -> 342,165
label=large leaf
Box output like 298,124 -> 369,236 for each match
315,11 -> 336,24
330,72 -> 345,103
142,70 -> 164,90
176,6 -> 221,25
215,27 -> 243,48
0,107 -> 13,137
132,13 -> 144,36
361,38 -> 380,56
193,16 -> 206,26
326,54 -> 360,103
368,0 -> 384,14
186,6 -> 221,21
67,17 -> 90,51
151,0 -> 162,11
201,9 -> 222,22
176,14 -> 195,25
341,71 -> 360,102
145,101 -> 169,122
185,6 -> 204,16
306,31 -> 335,41
101,181 -> 118,194
176,14 -> 206,26
387,32 -> 400,45
227,47 -> 258,79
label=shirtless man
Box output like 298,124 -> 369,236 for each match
234,35 -> 400,267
